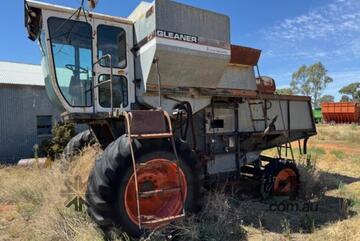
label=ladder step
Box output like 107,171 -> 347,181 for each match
280,146 -> 292,149
136,162 -> 179,169
124,109 -> 186,229
139,187 -> 181,198
135,158 -> 181,171
249,101 -> 264,105
130,133 -> 173,139
252,118 -> 266,121
279,144 -> 292,148
141,213 -> 185,225
136,163 -> 148,167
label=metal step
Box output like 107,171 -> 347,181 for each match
248,101 -> 264,105
277,142 -> 295,161
135,162 -> 176,169
141,213 -> 185,225
123,109 -> 186,229
139,187 -> 181,198
251,118 -> 267,122
130,132 -> 173,139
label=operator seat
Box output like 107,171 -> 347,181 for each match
69,75 -> 83,106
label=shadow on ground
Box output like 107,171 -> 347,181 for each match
319,172 -> 360,190
219,170 -> 360,234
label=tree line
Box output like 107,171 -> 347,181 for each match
275,62 -> 360,107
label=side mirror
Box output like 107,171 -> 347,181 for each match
87,0 -> 99,10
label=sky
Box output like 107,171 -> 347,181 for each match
1,0 -> 360,100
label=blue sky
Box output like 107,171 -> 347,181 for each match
1,0 -> 359,100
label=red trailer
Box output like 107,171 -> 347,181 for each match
321,102 -> 360,124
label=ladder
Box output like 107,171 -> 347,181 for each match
277,142 -> 295,161
123,110 -> 185,229
247,99 -> 269,132
247,66 -> 270,132
275,96 -> 296,162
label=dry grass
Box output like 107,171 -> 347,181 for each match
1,124 -> 360,241
0,146 -> 104,241
145,192 -> 246,241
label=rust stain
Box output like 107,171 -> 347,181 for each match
230,45 -> 261,66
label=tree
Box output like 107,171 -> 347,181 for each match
39,122 -> 75,160
275,88 -> 293,95
340,95 -> 351,102
319,95 -> 334,104
339,82 -> 360,101
290,62 -> 333,107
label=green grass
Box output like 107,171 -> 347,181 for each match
308,147 -> 326,157
330,150 -> 345,160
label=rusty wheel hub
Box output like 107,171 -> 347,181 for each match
124,158 -> 187,228
273,168 -> 298,195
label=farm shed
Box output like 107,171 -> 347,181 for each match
0,61 -> 62,164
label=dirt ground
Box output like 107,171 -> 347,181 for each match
1,124 -> 360,241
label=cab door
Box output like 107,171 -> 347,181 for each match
93,19 -> 134,113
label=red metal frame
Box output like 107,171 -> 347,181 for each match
122,110 -> 186,230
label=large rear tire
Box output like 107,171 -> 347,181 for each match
85,135 -> 201,237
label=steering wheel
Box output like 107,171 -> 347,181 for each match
65,64 -> 88,74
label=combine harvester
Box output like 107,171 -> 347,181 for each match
24,0 -> 316,236
313,107 -> 323,123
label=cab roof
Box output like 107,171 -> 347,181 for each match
26,0 -> 133,25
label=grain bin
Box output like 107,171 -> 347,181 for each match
322,102 -> 360,123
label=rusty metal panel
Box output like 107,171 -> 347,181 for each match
230,45 -> 261,66
256,76 -> 276,94
129,110 -> 168,135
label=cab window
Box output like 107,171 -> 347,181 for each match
97,25 -> 127,68
48,17 -> 93,107
98,75 -> 128,108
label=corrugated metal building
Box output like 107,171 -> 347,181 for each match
0,61 -> 63,164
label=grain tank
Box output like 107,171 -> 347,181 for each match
322,102 -> 360,123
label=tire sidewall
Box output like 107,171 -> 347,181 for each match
261,160 -> 300,200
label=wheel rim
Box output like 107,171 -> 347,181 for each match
273,168 -> 298,195
124,158 -> 187,228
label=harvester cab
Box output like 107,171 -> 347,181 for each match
25,0 -> 317,237
25,0 -> 134,115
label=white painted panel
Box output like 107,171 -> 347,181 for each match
217,65 -> 257,90
290,101 -> 313,129
205,108 -> 235,133
268,100 -> 288,131
238,99 -> 265,132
